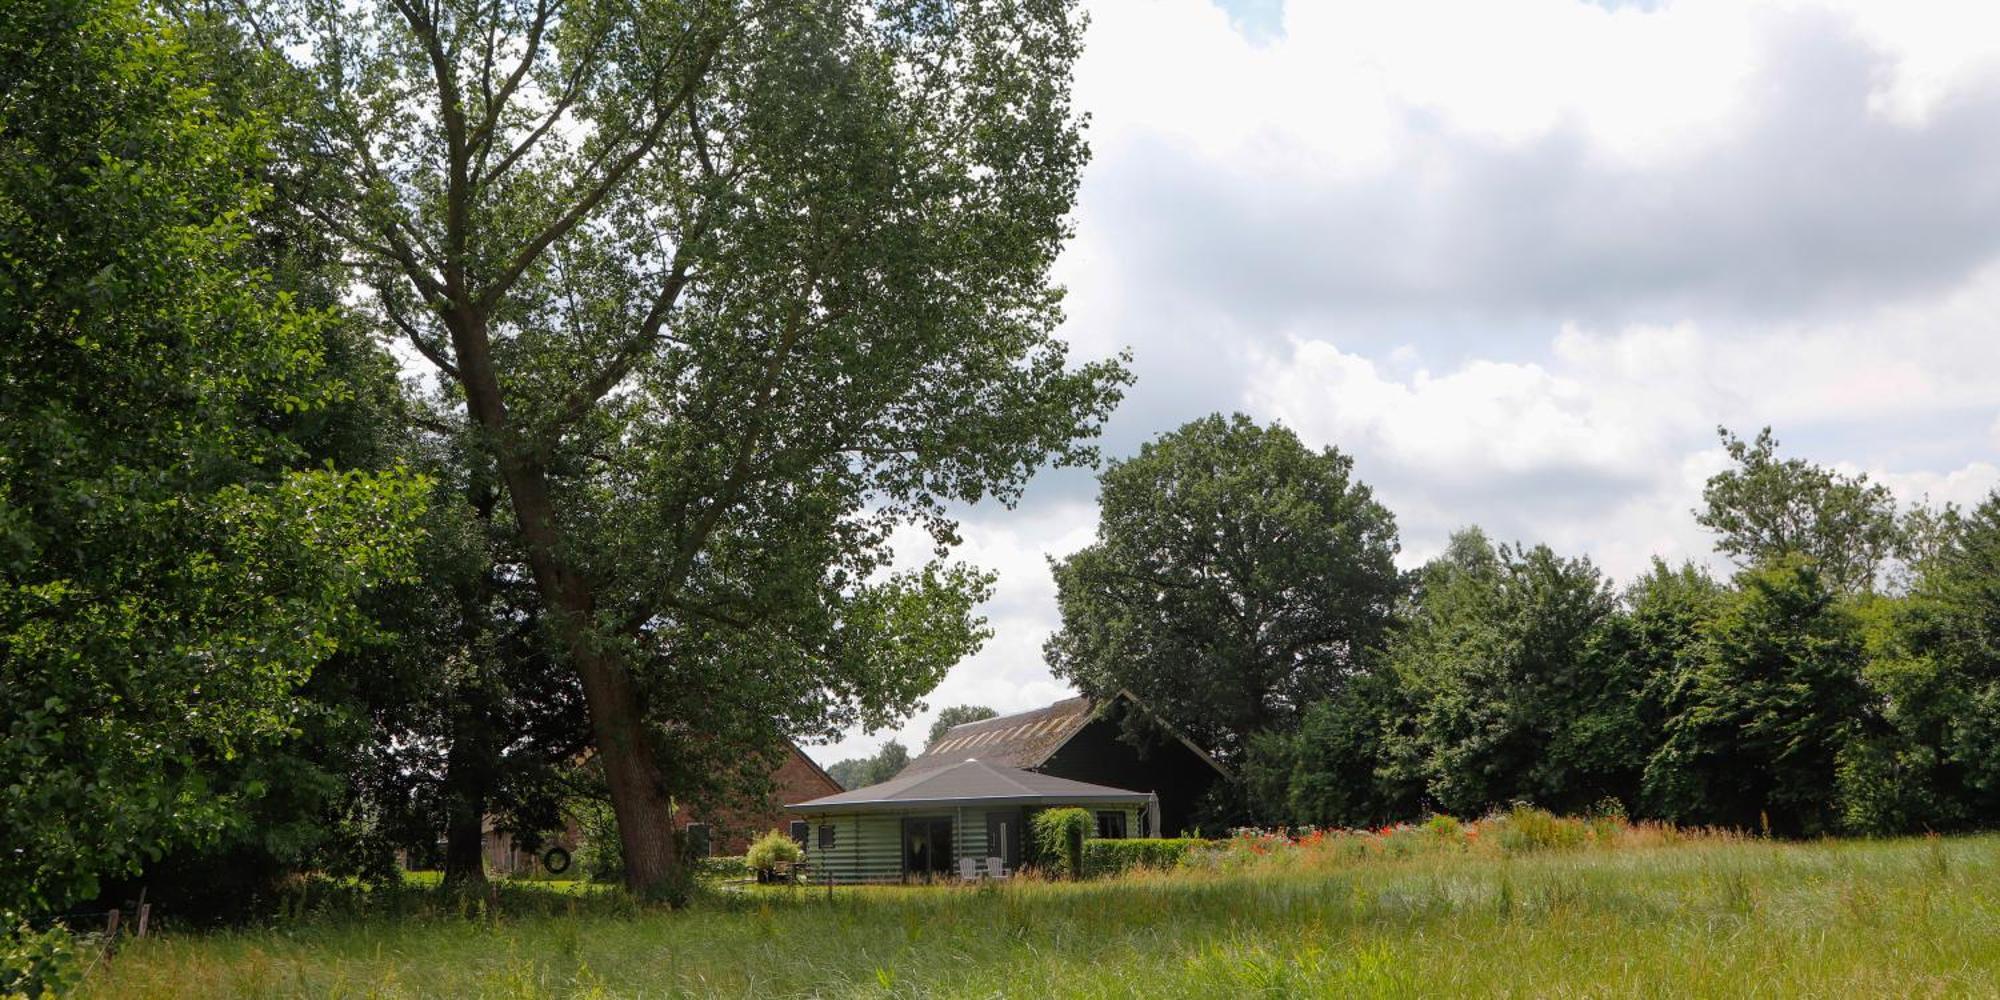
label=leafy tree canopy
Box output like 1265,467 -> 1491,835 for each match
251,0 -> 1129,893
1385,529 -> 1635,817
1698,427 -> 1901,595
0,0 -> 424,913
1046,414 -> 1401,763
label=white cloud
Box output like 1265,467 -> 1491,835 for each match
810,0 -> 2000,764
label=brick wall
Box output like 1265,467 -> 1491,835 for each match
677,743 -> 843,855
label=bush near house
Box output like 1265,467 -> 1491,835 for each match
1082,838 -> 1213,876
745,831 -> 803,879
1031,808 -> 1093,878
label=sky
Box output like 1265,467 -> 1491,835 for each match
809,0 -> 2000,766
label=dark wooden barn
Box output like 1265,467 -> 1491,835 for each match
896,690 -> 1229,837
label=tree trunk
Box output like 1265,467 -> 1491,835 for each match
442,306 -> 684,900
576,645 -> 681,898
441,782 -> 488,889
441,703 -> 492,889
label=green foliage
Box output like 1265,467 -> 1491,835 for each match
1488,805 -> 1591,855
1032,808 -> 1092,878
252,0 -> 1129,892
1645,557 -> 1867,835
0,0 -> 425,913
745,831 -> 803,873
928,706 -> 999,747
1,919 -> 82,999
1385,530 -> 1639,818
1698,427 -> 1901,595
1245,667 -> 1417,828
826,740 -> 910,791
571,799 -> 623,886
698,856 -> 751,883
1081,838 -> 1211,876
1048,413 -> 1402,763
75,835 -> 2000,997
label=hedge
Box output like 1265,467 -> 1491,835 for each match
1032,808 -> 1092,878
1082,838 -> 1213,876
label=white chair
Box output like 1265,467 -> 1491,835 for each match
957,857 -> 981,882
986,856 -> 1010,879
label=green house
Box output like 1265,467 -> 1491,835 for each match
786,759 -> 1159,883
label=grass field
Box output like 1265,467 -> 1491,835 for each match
80,827 -> 2000,998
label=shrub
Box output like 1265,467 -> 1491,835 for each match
699,855 -> 750,882
745,831 -> 802,874
1032,808 -> 1092,878
1490,805 -> 1589,854
1082,838 -> 1212,876
2,918 -> 82,999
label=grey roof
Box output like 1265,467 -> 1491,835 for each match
898,696 -> 1096,776
898,690 -> 1232,781
785,759 -> 1151,813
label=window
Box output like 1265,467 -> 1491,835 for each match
1095,810 -> 1127,839
817,824 -> 836,850
789,820 -> 809,847
684,822 -> 710,859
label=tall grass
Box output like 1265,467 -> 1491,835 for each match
84,831 -> 2000,998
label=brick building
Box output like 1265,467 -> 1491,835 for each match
676,741 -> 844,856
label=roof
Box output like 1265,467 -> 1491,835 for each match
898,696 -> 1096,776
898,690 -> 1232,781
785,741 -> 844,796
785,759 -> 1152,814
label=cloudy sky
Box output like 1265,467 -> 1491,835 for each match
810,0 -> 2000,765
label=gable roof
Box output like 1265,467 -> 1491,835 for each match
900,696 -> 1097,776
899,690 -> 1231,780
785,741 -> 844,796
785,759 -> 1150,813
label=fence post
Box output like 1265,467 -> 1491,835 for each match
137,904 -> 151,939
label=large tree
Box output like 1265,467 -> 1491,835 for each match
0,0 -> 423,913
255,0 -> 1125,895
1697,427 -> 1901,595
1384,529 -> 1640,817
1046,414 -> 1401,763
1645,557 -> 1867,836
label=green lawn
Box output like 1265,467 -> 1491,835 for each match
83,834 -> 2000,998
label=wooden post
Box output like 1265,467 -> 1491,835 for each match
136,904 -> 150,939
103,909 -> 120,937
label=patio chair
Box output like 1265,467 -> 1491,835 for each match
985,857 -> 1010,880
957,857 -> 982,882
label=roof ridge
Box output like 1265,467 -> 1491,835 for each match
935,694 -> 1091,737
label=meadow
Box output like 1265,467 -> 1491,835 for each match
79,819 -> 2000,998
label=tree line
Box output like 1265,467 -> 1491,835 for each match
1050,416 -> 2000,838
4,0 -> 1122,917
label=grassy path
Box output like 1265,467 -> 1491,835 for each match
85,835 -> 2000,997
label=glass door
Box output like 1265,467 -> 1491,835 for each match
901,816 -> 954,878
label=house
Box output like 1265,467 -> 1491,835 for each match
675,741 -> 845,857
474,740 -> 844,874
785,758 -> 1158,882
895,691 -> 1229,837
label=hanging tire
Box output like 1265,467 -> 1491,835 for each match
542,846 -> 572,874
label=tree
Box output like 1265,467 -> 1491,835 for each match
1697,427 -> 1900,594
1244,665 -> 1417,828
1046,414 -> 1401,763
928,705 -> 998,746
256,0 -> 1127,896
0,0 -> 423,913
1384,530 -> 1639,817
1840,493 -> 2000,833
824,740 -> 909,790
1645,557 -> 1867,835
